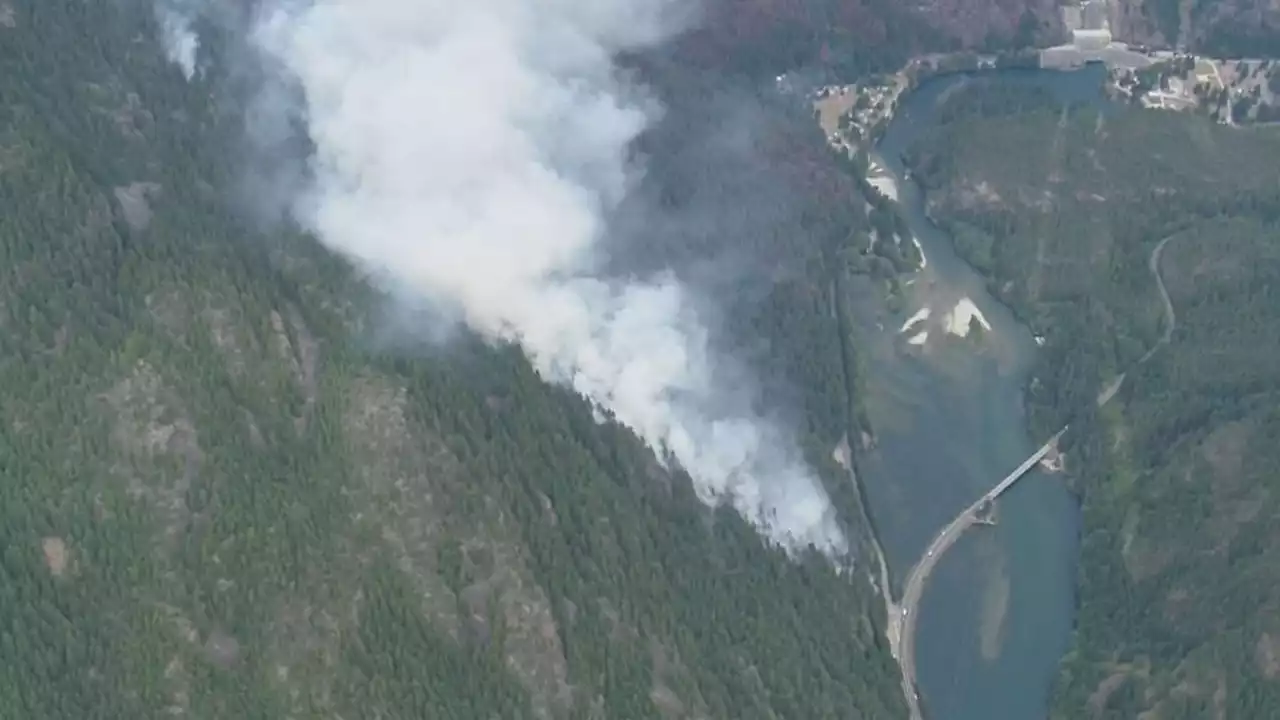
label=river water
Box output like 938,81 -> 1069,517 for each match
852,65 -> 1107,719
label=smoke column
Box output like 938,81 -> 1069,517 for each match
246,0 -> 847,555
156,0 -> 200,79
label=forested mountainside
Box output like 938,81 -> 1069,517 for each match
681,0 -> 1062,80
0,0 -> 909,718
1110,0 -> 1280,57
904,81 -> 1280,717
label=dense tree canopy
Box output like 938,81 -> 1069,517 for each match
0,0 -> 914,717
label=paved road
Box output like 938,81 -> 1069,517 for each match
887,233 -> 1179,718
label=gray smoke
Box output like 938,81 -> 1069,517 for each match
239,0 -> 846,554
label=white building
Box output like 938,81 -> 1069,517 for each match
1073,29 -> 1112,52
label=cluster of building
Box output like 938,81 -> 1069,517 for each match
1107,54 -> 1280,124
809,79 -> 905,155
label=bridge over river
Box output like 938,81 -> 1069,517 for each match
889,427 -> 1069,719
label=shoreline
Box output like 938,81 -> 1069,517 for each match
857,69 -> 1182,719
815,65 -> 1088,719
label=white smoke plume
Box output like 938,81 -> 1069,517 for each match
156,0 -> 200,79
248,0 -> 847,555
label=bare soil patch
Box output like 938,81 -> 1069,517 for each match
42,537 -> 68,577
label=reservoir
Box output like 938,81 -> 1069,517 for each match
851,64 -> 1108,719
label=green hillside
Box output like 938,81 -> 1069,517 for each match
0,1 -> 905,718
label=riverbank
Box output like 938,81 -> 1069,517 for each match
818,67 -> 1105,719
807,44 -> 1272,175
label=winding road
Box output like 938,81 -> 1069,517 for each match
888,232 -> 1179,719
892,429 -> 1067,717
1142,234 -> 1178,360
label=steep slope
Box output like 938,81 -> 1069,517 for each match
905,82 -> 1280,717
0,0 -> 906,718
1111,0 -> 1280,56
679,0 -> 1063,81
